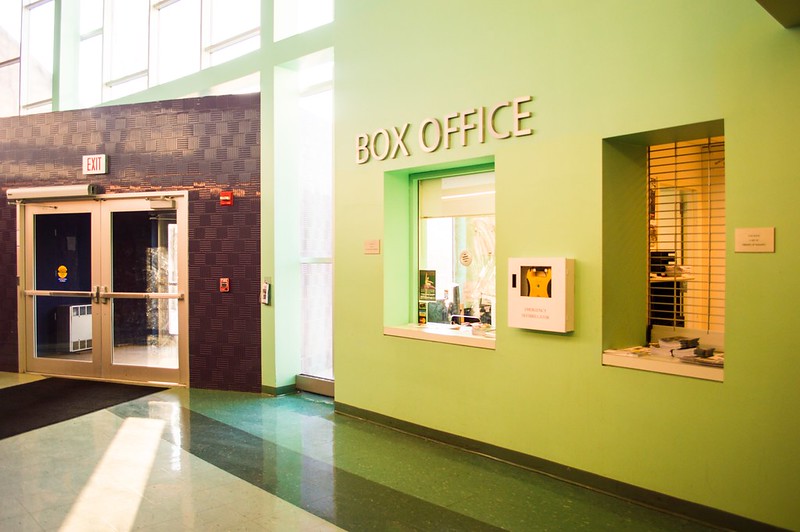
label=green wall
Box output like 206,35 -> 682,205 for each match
332,1 -> 800,528
52,0 -> 800,527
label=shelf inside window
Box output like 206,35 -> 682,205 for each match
383,324 -> 495,350
602,350 -> 723,382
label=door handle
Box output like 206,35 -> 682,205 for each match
93,286 -> 109,304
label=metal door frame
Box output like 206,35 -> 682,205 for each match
15,191 -> 189,386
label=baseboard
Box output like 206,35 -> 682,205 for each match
261,383 -> 296,396
295,374 -> 334,397
334,401 -> 780,531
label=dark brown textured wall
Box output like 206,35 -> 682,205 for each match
0,94 -> 262,392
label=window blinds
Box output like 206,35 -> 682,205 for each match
648,137 -> 725,333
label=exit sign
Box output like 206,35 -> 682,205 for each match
82,154 -> 107,175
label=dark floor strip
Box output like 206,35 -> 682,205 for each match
0,378 -> 163,440
110,400 -> 504,531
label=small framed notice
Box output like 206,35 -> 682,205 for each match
735,227 -> 775,253
363,239 -> 381,255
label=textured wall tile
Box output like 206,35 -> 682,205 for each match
0,94 -> 261,392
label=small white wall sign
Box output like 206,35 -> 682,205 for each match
82,154 -> 107,175
734,227 -> 775,253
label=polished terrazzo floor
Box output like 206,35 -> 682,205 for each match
0,372 -> 715,531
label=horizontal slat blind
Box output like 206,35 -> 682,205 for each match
648,137 -> 725,333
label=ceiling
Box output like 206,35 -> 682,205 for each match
756,0 -> 800,28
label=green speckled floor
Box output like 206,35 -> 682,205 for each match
0,372 -> 714,531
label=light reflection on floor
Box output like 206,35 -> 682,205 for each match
0,380 -> 341,531
60,417 -> 165,531
0,374 -> 716,531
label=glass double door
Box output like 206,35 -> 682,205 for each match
22,195 -> 187,385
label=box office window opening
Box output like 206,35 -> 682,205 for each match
414,168 -> 496,331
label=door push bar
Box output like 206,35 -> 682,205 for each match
24,287 -> 184,304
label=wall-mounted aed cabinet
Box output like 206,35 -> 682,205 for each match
508,257 -> 574,333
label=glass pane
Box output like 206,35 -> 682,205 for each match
34,213 -> 94,361
155,0 -> 200,84
274,0 -> 333,42
300,263 -> 332,379
208,0 -> 259,45
111,210 -> 178,369
80,0 -> 104,34
78,35 -> 102,107
0,63 -> 20,117
299,88 -> 333,258
0,1 -> 22,63
34,297 -> 95,360
23,0 -> 54,106
108,0 -> 148,80
295,54 -> 333,380
419,214 -> 496,326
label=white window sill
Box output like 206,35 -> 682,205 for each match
383,323 -> 496,350
602,350 -> 723,382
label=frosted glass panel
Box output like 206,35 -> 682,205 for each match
292,53 -> 334,380
300,263 -> 333,380
299,88 -> 333,258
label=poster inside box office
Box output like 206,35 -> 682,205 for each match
419,270 -> 436,301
